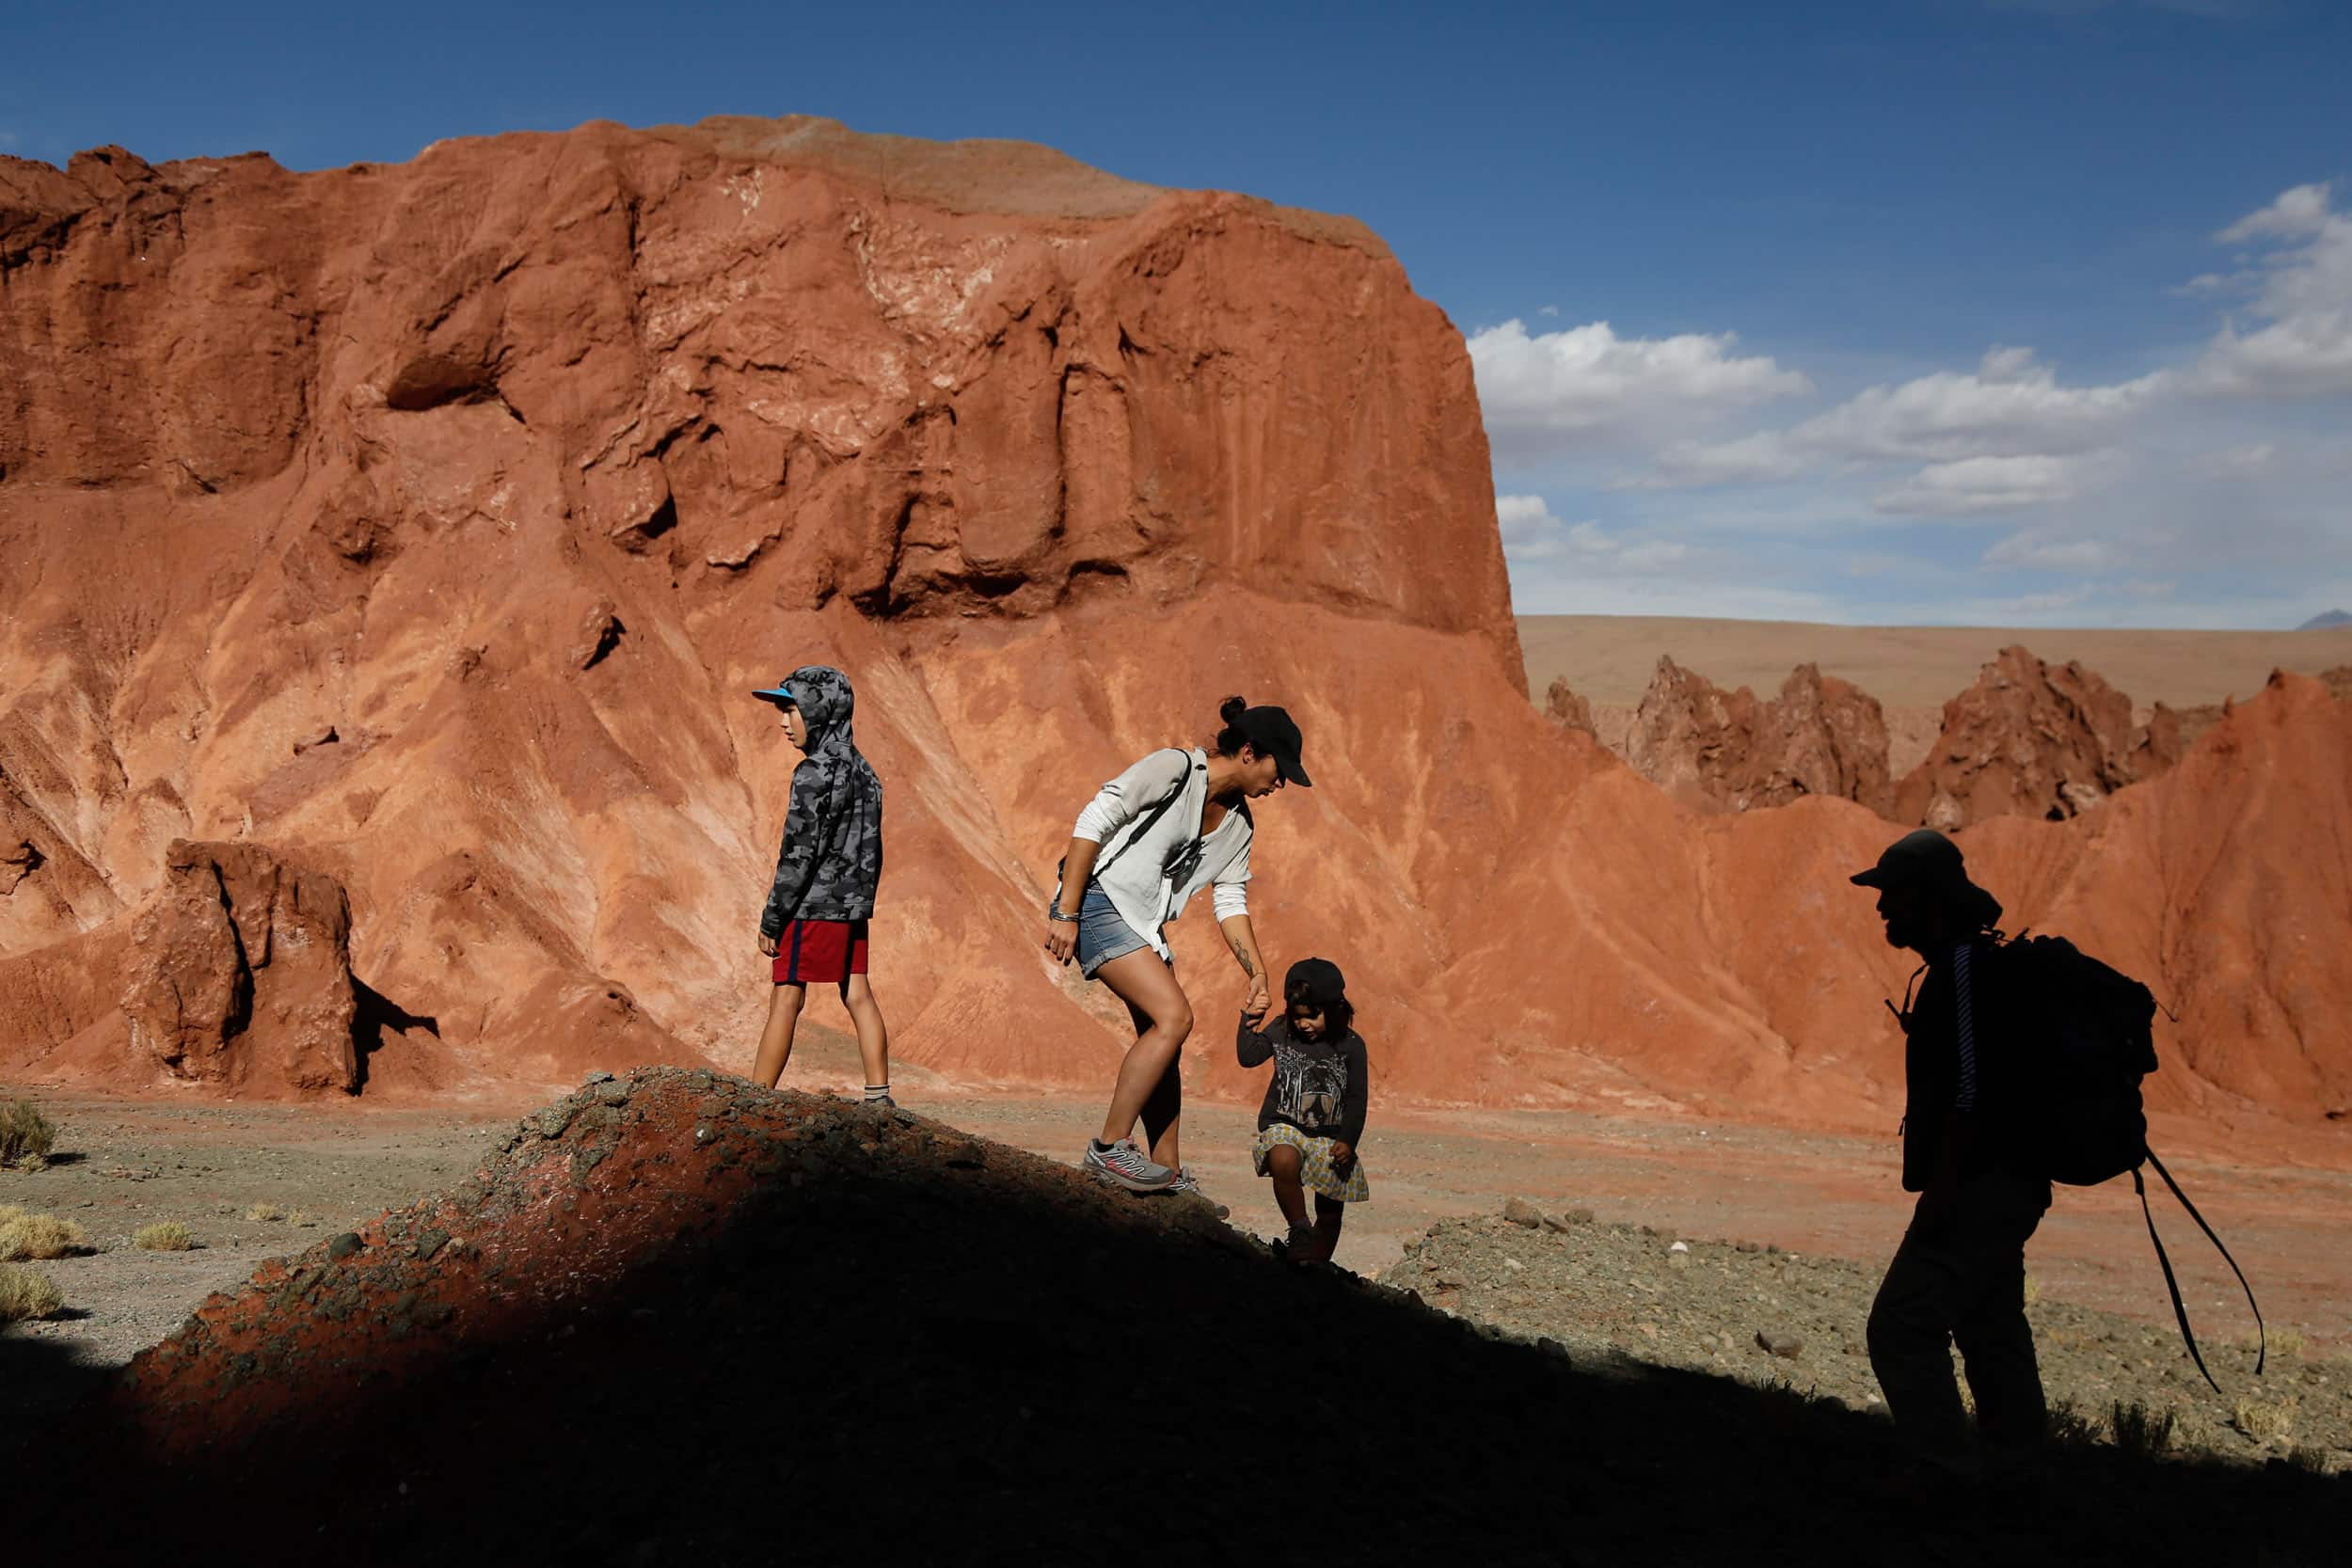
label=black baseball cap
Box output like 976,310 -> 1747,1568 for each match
1235,705 -> 1311,787
1284,957 -> 1346,1009
1851,829 -> 2002,929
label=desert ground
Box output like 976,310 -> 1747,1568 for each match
8,1069 -> 2344,1428
8,615 -> 2349,1417
1518,613 -> 2352,707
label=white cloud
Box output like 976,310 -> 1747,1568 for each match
1496,495 -> 1689,572
1537,304 -> 1561,317
2217,182 -> 2333,245
1794,348 -> 2168,464
2196,182 -> 2352,396
1984,531 -> 2116,570
1469,318 -> 1810,457
1478,176 -> 2352,625
1873,453 -> 2094,516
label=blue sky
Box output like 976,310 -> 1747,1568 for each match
5,0 -> 2347,626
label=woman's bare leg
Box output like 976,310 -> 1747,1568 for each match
751,984 -> 806,1088
839,973 -> 890,1091
1092,949 -> 1192,1148
1136,1012 -> 1184,1171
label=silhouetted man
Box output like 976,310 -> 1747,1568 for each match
1853,829 -> 2049,1480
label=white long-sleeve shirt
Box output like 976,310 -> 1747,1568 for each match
1066,747 -> 1252,961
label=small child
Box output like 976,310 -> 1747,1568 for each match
750,665 -> 892,1105
1236,957 -> 1370,1264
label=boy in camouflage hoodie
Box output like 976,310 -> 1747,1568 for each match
750,665 -> 891,1103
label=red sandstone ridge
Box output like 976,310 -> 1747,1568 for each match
1894,646 -> 2183,830
0,119 -> 1517,1102
1625,657 -> 1893,816
1,121 -> 2345,1140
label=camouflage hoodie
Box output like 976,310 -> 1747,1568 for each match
759,666 -> 883,933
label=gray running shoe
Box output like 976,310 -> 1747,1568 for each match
1167,1168 -> 1230,1219
1081,1137 -> 1176,1193
1283,1221 -> 1319,1261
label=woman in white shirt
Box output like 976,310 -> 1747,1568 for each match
1044,696 -> 1311,1195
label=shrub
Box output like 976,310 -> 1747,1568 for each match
133,1221 -> 193,1252
285,1209 -> 318,1227
2047,1400 -> 2100,1447
244,1203 -> 285,1223
0,1100 -> 56,1169
2233,1397 -> 2297,1446
0,1212 -> 87,1260
2111,1400 -> 2176,1458
0,1264 -> 64,1323
2021,1273 -> 2042,1308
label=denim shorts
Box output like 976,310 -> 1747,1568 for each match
1074,882 -> 1158,979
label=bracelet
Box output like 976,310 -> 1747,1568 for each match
1045,899 -> 1080,924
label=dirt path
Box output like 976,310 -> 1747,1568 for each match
7,1085 -> 2346,1387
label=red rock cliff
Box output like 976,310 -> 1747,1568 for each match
2,120 -> 2344,1139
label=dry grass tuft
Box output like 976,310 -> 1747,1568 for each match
133,1221 -> 193,1252
0,1212 -> 89,1260
2233,1397 -> 2297,1446
0,1099 -> 56,1169
285,1209 -> 319,1227
2022,1273 -> 2042,1308
244,1202 -> 285,1224
2110,1400 -> 2176,1458
0,1263 -> 65,1323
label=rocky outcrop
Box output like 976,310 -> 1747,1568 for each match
1895,646 -> 2180,830
1543,676 -> 1596,736
1625,657 -> 1893,815
121,841 -> 360,1092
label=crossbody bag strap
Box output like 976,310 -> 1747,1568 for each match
1093,750 -> 1200,879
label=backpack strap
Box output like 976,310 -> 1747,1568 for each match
2134,1148 -> 2265,1394
1072,750 -> 1201,887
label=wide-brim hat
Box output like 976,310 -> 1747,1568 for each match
1851,829 -> 2003,929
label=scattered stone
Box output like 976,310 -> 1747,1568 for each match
326,1233 -> 362,1261
1502,1197 -> 1544,1228
1756,1331 -> 1804,1359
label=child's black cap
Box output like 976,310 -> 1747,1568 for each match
1284,957 -> 1346,1009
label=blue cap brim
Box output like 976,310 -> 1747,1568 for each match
752,687 -> 795,705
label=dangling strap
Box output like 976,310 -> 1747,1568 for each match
2134,1151 -> 2265,1395
2146,1147 -> 2265,1376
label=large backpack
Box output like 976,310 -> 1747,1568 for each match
1989,933 -> 2265,1392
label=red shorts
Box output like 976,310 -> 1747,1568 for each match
772,919 -> 870,986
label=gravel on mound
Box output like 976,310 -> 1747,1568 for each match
1381,1207 -> 2352,1471
6,1069 -> 2342,1568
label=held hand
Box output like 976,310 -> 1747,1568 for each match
1328,1140 -> 1355,1172
1043,919 -> 1077,966
1241,974 -> 1271,1022
758,931 -> 779,958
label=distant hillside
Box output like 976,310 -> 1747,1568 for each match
2300,609 -> 2352,631
1517,614 -> 2352,706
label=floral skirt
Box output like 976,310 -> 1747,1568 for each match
1250,1122 -> 1371,1203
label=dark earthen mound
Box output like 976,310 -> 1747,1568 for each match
10,1069 -> 2342,1565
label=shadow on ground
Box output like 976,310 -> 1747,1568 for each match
6,1069 -> 2340,1567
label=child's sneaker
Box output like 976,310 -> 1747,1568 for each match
1282,1221 -> 1318,1262
1167,1168 -> 1230,1219
1081,1137 -> 1176,1193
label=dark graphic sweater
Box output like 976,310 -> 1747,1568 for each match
759,665 -> 884,935
1236,1016 -> 1368,1148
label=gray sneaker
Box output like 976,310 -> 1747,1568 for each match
1082,1137 -> 1176,1193
1167,1168 -> 1230,1219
